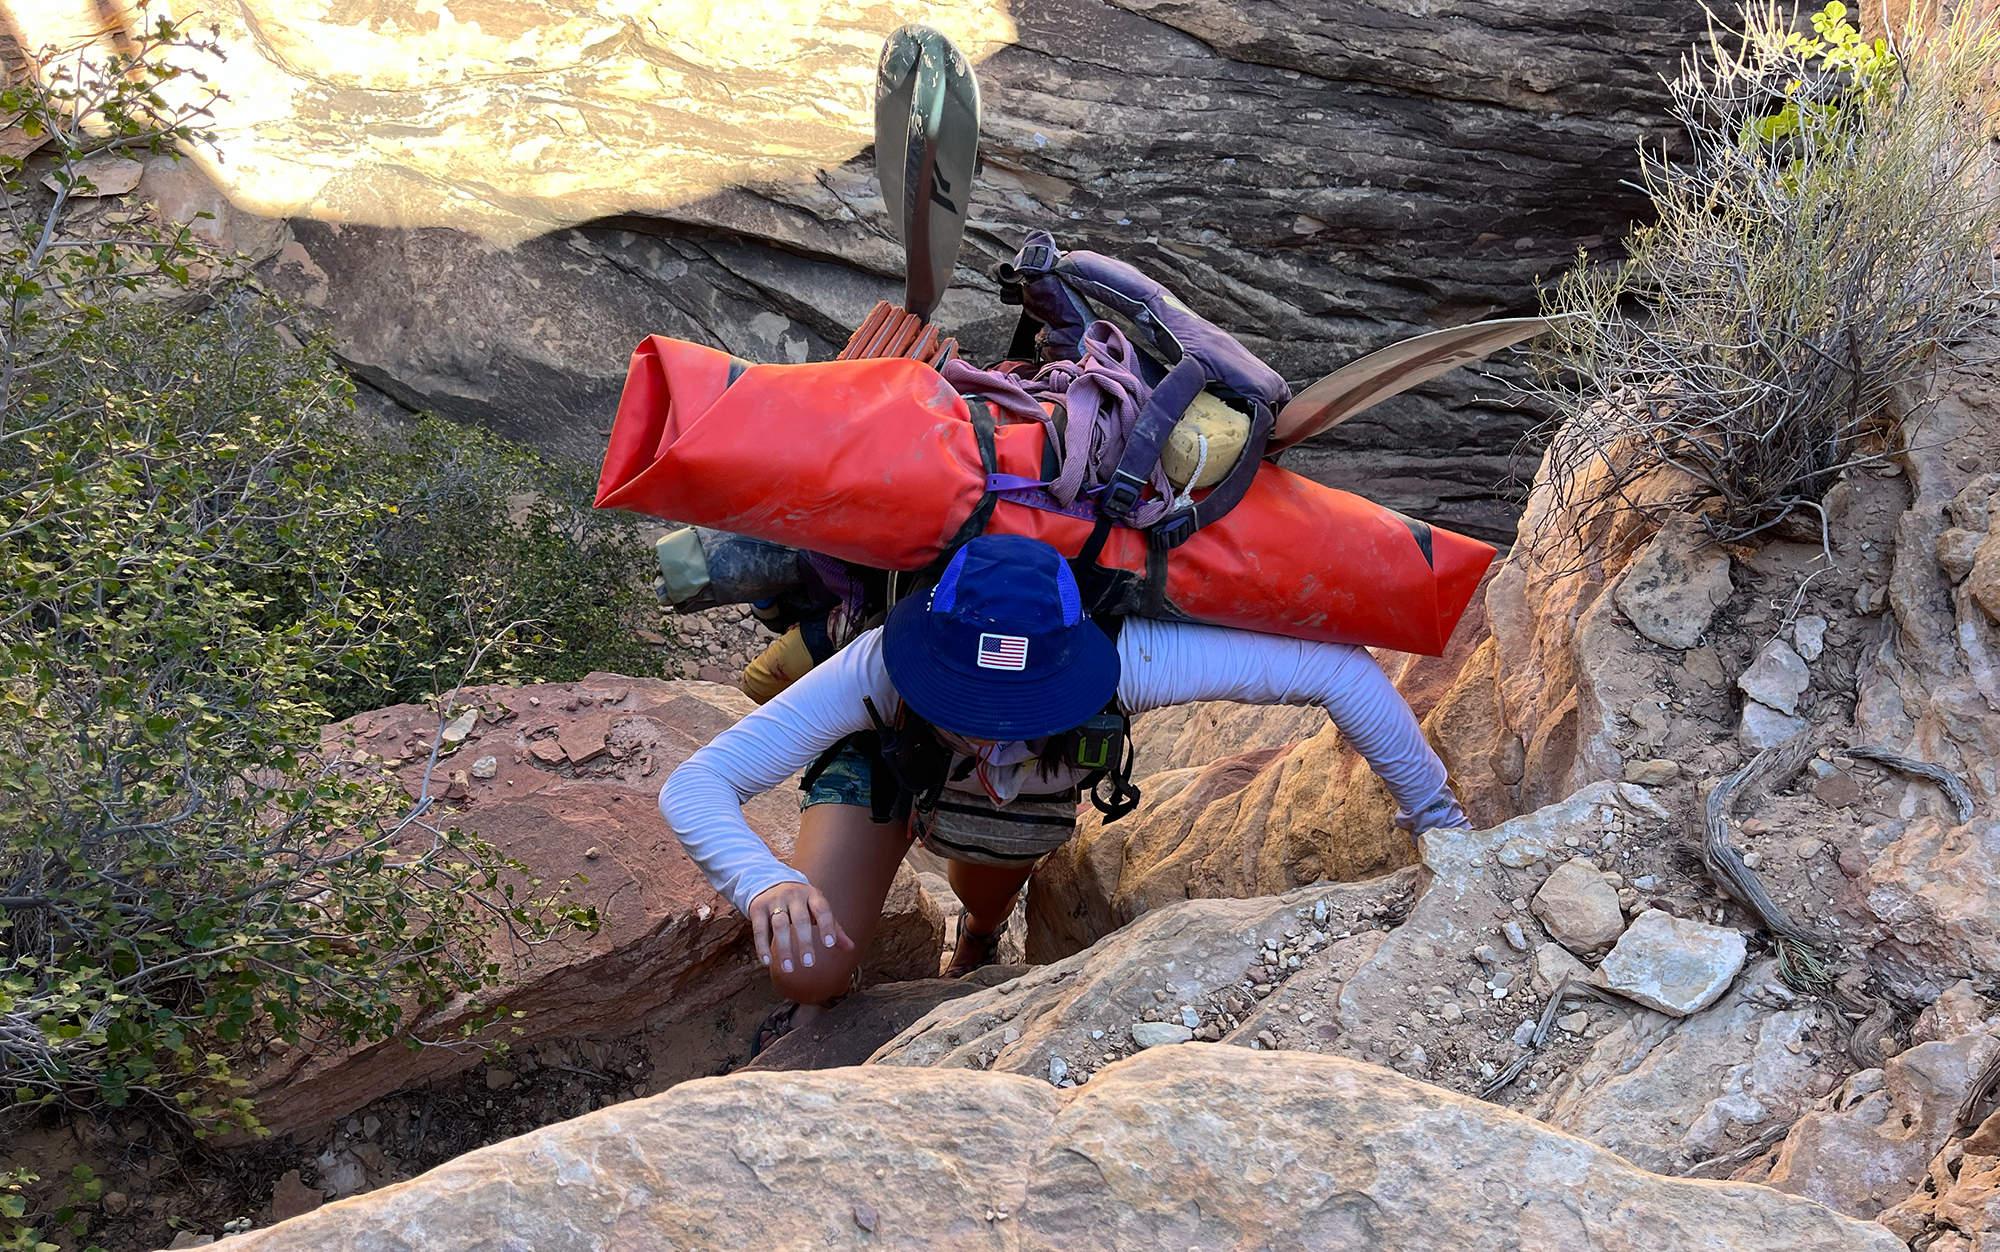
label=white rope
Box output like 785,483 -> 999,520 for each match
1170,431 -> 1209,510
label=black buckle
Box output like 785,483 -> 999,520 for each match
1099,471 -> 1146,521
1149,507 -> 1197,551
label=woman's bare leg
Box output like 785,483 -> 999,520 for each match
946,859 -> 1035,936
770,802 -> 911,1019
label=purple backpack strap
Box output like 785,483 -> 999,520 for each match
994,233 -> 1291,546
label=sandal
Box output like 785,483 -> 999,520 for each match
748,979 -> 857,1061
945,909 -> 1008,979
749,1001 -> 800,1060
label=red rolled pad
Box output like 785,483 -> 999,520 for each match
975,425 -> 1492,654
596,346 -> 982,571
595,339 -> 1496,655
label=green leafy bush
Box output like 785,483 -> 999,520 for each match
0,18 -> 641,1131
319,415 -> 661,720
1531,1 -> 2000,547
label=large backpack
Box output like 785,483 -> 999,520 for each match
991,231 -> 1291,549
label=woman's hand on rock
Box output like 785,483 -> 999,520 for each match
748,880 -> 853,975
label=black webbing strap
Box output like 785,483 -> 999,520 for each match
1005,309 -> 1042,362
942,398 -> 1001,550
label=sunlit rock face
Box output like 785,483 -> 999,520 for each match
6,0 -> 1016,240
8,0 -> 1712,536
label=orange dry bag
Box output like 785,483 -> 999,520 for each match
595,337 -> 1493,656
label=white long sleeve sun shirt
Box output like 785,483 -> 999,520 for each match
659,617 -> 1467,915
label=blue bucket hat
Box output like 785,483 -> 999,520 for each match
881,534 -> 1120,741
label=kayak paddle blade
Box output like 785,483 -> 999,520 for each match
874,24 -> 980,322
1270,317 -> 1563,451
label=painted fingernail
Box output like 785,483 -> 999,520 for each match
761,955 -> 770,966
802,952 -> 814,967
824,934 -> 836,947
781,960 -> 793,973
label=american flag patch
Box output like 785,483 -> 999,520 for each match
976,632 -> 1029,671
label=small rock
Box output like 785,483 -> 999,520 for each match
439,707 -> 479,744
1180,1006 -> 1200,1030
1741,851 -> 1762,870
102,1190 -> 130,1216
469,755 -> 498,779
1531,860 -> 1627,954
45,154 -> 145,197
313,1148 -> 367,1199
1131,1022 -> 1194,1048
1938,528 -> 1983,583
1837,847 -> 1869,878
1613,517 -> 1734,648
1531,942 -> 1589,997
485,1066 -> 515,1090
1632,874 -> 1660,890
1794,838 -> 1825,860
1622,759 -> 1681,786
1512,1019 -> 1539,1045
1557,1011 -> 1590,1034
1855,581 -> 1886,615
584,847 -> 601,860
1254,1030 -> 1279,1050
1737,639 -> 1810,715
1472,944 -> 1503,971
1501,920 -> 1529,951
853,1203 -> 879,1233
1440,1003 -> 1464,1024
1740,700 -> 1809,750
1048,1055 -> 1068,1085
1791,615 -> 1828,661
1592,909 -> 1747,1016
528,740 -> 568,765
363,1114 -> 381,1139
1681,644 -> 1727,688
1812,771 -> 1863,809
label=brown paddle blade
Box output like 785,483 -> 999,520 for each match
1271,316 -> 1564,452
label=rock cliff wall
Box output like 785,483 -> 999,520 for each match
16,0 -> 1716,540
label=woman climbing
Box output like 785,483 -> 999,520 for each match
658,533 -> 1470,1055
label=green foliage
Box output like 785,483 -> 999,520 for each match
0,16 -> 631,1131
1746,4 -> 1898,149
1531,2 -> 2000,545
0,1170 -> 62,1252
319,415 -> 661,719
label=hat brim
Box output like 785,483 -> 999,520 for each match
880,595 -> 1121,741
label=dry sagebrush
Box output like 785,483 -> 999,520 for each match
1530,2 -> 2000,552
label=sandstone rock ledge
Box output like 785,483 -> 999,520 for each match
196,1046 -> 1893,1252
